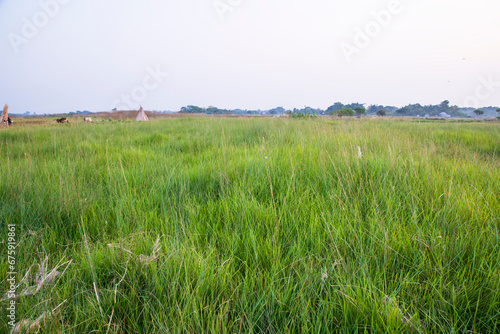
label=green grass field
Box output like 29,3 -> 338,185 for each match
1,117 -> 499,333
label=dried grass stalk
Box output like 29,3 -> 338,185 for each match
1,257 -> 71,302
107,235 -> 162,265
10,312 -> 50,334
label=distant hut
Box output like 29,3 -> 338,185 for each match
1,105 -> 8,127
135,107 -> 149,122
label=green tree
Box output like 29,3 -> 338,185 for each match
337,108 -> 354,117
497,108 -> 500,114
290,107 -> 316,119
268,107 -> 285,115
345,103 -> 364,110
439,100 -> 450,111
181,105 -> 205,113
354,107 -> 366,116
473,109 -> 484,117
367,105 -> 384,114
303,107 -> 317,118
377,109 -> 387,116
206,106 -> 219,114
326,102 -> 344,115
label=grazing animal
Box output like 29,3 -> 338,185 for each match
84,117 -> 92,123
7,117 -> 13,126
56,117 -> 69,123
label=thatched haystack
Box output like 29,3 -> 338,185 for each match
135,106 -> 149,122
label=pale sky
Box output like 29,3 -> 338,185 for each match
0,0 -> 499,114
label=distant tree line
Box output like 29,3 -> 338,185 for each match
394,100 -> 466,117
180,105 -> 259,115
178,101 -> 499,118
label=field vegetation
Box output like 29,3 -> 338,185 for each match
1,117 -> 499,333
